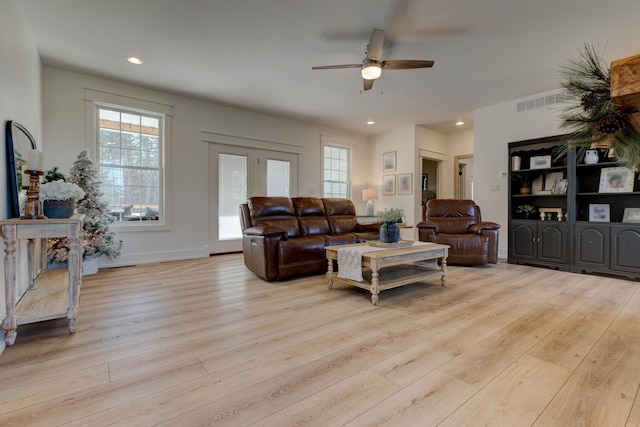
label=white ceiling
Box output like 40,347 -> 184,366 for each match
21,0 -> 640,136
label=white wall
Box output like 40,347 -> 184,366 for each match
0,0 -> 42,352
474,89 -> 563,258
41,66 -> 369,266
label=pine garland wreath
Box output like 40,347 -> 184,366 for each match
559,43 -> 640,171
47,150 -> 121,263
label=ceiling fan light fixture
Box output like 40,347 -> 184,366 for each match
361,61 -> 382,80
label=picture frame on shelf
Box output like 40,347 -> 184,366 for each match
551,179 -> 568,194
398,173 -> 412,195
382,174 -> 396,195
530,155 -> 551,169
383,151 -> 396,172
589,204 -> 610,222
599,167 -> 635,193
545,172 -> 564,191
623,208 -> 640,223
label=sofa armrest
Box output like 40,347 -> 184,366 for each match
355,222 -> 381,233
416,221 -> 439,233
244,225 -> 288,240
468,221 -> 501,235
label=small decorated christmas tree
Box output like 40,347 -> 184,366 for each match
48,150 -> 121,263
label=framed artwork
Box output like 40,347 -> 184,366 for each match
599,167 -> 635,192
530,155 -> 551,169
383,151 -> 396,172
398,173 -> 412,195
551,179 -> 568,194
589,204 -> 610,222
623,208 -> 640,223
382,174 -> 396,195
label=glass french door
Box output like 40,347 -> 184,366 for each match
209,144 -> 298,254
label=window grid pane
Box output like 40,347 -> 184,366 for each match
322,144 -> 350,199
98,106 -> 163,222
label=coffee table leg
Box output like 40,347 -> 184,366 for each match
440,256 -> 447,286
327,257 -> 334,289
371,267 -> 380,305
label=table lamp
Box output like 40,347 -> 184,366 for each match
362,188 -> 378,216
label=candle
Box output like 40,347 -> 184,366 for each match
26,149 -> 43,171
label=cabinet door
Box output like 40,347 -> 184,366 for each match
574,223 -> 609,269
510,222 -> 537,260
611,225 -> 640,275
538,223 -> 567,263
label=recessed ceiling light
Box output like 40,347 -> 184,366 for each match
456,120 -> 464,126
366,120 -> 375,125
127,56 -> 143,65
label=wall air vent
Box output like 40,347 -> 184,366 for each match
516,91 -> 572,112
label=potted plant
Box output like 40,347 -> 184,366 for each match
512,173 -> 532,194
376,207 -> 404,243
515,204 -> 536,219
39,180 -> 85,218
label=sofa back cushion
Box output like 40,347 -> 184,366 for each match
425,199 -> 479,234
248,196 -> 300,237
322,198 -> 357,234
292,197 -> 331,236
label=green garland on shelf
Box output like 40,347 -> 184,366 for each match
558,43 -> 640,171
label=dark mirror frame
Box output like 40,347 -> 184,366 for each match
5,120 -> 37,218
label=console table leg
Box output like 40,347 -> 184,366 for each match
2,224 -> 18,345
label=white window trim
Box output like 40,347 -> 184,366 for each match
84,88 -> 172,231
320,134 -> 353,199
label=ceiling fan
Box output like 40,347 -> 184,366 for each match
312,28 -> 434,91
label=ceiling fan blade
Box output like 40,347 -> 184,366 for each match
381,59 -> 434,69
365,29 -> 384,61
312,64 -> 361,70
363,78 -> 375,91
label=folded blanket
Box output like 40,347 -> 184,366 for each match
337,245 -> 386,282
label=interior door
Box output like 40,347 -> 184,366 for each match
209,144 -> 298,254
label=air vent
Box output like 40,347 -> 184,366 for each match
517,91 -> 572,112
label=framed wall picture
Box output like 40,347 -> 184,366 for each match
599,167 -> 635,193
398,173 -> 412,195
383,151 -> 396,172
530,155 -> 551,169
551,178 -> 568,194
589,204 -> 610,222
623,208 -> 640,223
382,174 -> 396,195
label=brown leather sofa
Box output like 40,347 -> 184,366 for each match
239,196 -> 380,281
417,199 -> 500,266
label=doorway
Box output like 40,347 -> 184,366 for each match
454,154 -> 474,200
209,144 -> 298,254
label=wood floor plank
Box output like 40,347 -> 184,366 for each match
1,254 -> 639,426
343,369 -> 477,426
528,280 -> 637,370
439,355 -> 571,426
534,333 -> 640,426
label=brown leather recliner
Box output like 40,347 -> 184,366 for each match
417,199 -> 500,266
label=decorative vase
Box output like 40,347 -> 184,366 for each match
519,187 -> 531,195
82,256 -> 100,276
43,199 -> 75,218
380,222 -> 400,244
584,150 -> 599,164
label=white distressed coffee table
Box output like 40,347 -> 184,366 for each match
325,241 -> 449,305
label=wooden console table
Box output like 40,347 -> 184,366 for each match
1,214 -> 84,346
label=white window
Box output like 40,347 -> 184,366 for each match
85,89 -> 171,229
322,144 -> 351,198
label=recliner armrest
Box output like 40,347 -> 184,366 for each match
355,222 -> 381,233
468,221 -> 501,235
244,225 -> 288,240
416,221 -> 439,233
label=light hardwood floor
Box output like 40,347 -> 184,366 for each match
1,254 -> 639,426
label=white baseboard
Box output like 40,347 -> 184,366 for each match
99,246 -> 210,268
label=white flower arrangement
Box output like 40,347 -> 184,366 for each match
39,180 -> 85,202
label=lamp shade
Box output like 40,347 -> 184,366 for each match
362,188 -> 378,201
361,62 -> 382,80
